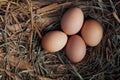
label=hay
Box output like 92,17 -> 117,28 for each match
0,0 -> 120,80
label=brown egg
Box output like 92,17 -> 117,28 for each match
42,31 -> 68,52
81,19 -> 103,46
61,7 -> 84,35
66,35 -> 86,63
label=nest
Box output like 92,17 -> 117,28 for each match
0,0 -> 120,80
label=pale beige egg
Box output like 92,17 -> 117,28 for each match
42,31 -> 68,52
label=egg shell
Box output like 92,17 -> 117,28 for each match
66,35 -> 86,63
42,31 -> 68,52
81,19 -> 103,47
61,7 -> 84,35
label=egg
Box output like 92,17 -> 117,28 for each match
66,35 -> 86,63
61,7 -> 84,35
81,19 -> 103,46
42,31 -> 68,52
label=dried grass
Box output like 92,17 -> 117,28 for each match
0,0 -> 120,80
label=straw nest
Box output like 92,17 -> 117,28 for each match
0,0 -> 120,80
